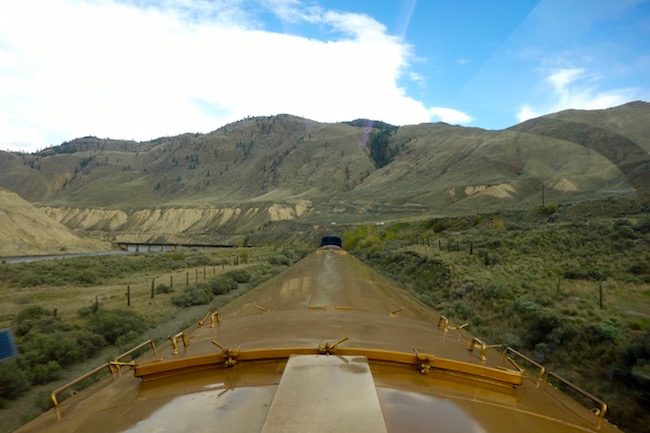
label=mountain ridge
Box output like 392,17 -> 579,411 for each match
0,101 -> 648,240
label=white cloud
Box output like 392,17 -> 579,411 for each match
456,58 -> 470,65
429,107 -> 472,124
260,0 -> 312,22
409,72 -> 424,82
516,105 -> 540,122
0,0 -> 438,151
517,67 -> 638,123
548,68 -> 585,93
0,114 -> 48,150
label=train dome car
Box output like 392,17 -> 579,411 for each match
15,246 -> 622,433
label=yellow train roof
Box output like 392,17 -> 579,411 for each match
16,247 -> 622,433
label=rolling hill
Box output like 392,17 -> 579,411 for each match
0,102 -> 648,241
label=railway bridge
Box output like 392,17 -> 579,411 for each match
115,241 -> 237,252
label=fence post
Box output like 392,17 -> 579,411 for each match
469,242 -> 473,255
127,285 -> 131,307
195,268 -> 198,281
203,266 -> 206,279
151,279 -> 155,299
170,274 -> 173,289
599,283 -> 603,309
186,272 -> 189,286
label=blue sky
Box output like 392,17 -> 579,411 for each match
0,0 -> 648,151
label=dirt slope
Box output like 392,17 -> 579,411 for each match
0,188 -> 110,256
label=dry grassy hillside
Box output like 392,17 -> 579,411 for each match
0,188 -> 110,256
0,102 -> 648,237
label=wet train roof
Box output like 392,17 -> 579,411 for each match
16,248 -> 622,433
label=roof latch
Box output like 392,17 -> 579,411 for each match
414,349 -> 434,375
319,336 -> 350,355
212,340 -> 240,367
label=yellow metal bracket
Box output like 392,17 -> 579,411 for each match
468,337 -> 488,361
437,315 -> 468,333
212,340 -> 240,367
437,315 -> 449,331
319,336 -> 350,355
168,332 -> 189,355
414,349 -> 433,375
109,360 -> 136,371
198,311 -> 221,328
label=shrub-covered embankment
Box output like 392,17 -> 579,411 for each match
344,210 -> 650,433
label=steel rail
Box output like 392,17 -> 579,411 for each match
114,339 -> 157,362
546,372 -> 608,418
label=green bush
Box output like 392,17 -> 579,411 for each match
634,216 -> 650,233
14,306 -> 70,337
74,330 -> 106,358
14,305 -> 50,323
592,318 -> 624,342
369,251 -> 450,301
172,285 -> 213,307
228,269 -> 251,283
248,264 -> 279,287
14,306 -> 51,337
513,300 -> 562,348
34,389 -> 53,411
185,253 -> 212,267
268,254 -> 290,266
19,332 -> 82,369
155,283 -> 173,294
563,266 -> 608,281
116,330 -> 143,347
537,203 -> 558,217
629,261 -> 650,275
85,309 -> 147,345
208,275 -> 238,295
0,360 -> 30,400
31,361 -> 62,385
